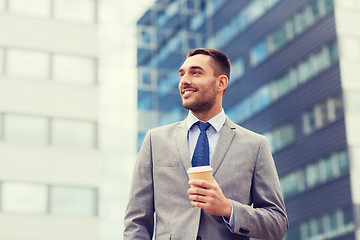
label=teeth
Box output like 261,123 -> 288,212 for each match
183,90 -> 194,97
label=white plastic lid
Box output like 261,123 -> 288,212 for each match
187,166 -> 213,173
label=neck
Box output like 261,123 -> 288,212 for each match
191,107 -> 222,122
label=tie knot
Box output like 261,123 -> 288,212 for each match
197,122 -> 211,132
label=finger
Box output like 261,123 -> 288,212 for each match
188,179 -> 215,189
188,186 -> 211,196
191,200 -> 207,209
189,193 -> 208,203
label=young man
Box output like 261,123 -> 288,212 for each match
124,48 -> 288,240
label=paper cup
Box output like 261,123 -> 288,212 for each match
187,166 -> 214,187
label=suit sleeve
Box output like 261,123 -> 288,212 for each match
123,131 -> 154,240
231,136 -> 288,239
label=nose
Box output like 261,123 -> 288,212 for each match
179,73 -> 191,87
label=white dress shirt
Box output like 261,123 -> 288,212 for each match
186,109 -> 226,162
186,109 -> 235,231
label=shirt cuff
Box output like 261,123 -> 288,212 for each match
222,200 -> 235,232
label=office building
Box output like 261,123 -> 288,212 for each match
0,1 -> 100,239
136,0 -> 360,239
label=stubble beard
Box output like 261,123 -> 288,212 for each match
181,87 -> 217,115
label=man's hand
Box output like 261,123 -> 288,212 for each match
188,179 -> 231,218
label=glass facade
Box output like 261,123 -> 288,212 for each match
207,0 -> 281,49
250,0 -> 334,66
229,40 -> 338,124
280,150 -> 348,198
302,94 -> 343,135
285,207 -> 355,240
137,0 -> 357,239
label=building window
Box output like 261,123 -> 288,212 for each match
190,14 -> 205,31
302,94 -> 343,136
253,85 -> 271,112
3,114 -> 48,145
286,206 -> 355,240
52,119 -> 96,149
230,58 -> 245,85
2,47 -> 97,85
50,186 -> 97,216
264,123 -> 295,153
0,47 -> 4,74
181,0 -> 201,13
1,182 -> 47,214
7,49 -> 49,79
158,106 -> 185,127
208,0 -> 279,49
157,0 -> 178,26
138,91 -> 154,110
184,33 -> 201,52
138,27 -> 156,49
4,0 -> 97,23
250,40 -> 267,66
8,0 -> 50,17
0,112 -> 98,149
138,67 -> 156,89
280,150 -> 349,198
53,0 -> 97,23
229,40 -> 339,124
268,25 -> 287,54
137,132 -> 146,151
0,113 -> 3,140
250,0 -> 335,67
286,226 -> 301,240
0,182 -> 98,217
52,54 -> 96,85
306,162 -> 320,188
0,0 -> 5,11
138,110 -> 158,133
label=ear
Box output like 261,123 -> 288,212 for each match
217,75 -> 228,94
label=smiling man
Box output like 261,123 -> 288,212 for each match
124,48 -> 288,240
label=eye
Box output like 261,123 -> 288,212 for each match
192,71 -> 200,76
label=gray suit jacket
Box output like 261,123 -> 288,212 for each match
124,116 -> 288,240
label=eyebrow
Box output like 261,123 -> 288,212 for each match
178,66 -> 204,73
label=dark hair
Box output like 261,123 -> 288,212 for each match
186,48 -> 231,80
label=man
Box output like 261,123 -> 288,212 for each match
124,48 -> 288,240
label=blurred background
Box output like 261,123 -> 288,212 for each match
0,0 -> 359,240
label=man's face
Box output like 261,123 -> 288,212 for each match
178,54 -> 218,114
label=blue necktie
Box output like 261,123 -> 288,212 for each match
192,122 -> 211,167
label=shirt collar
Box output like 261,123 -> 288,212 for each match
186,109 -> 226,133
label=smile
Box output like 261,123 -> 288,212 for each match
182,89 -> 197,98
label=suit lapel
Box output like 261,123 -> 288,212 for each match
176,116 -> 237,174
211,116 -> 236,175
175,120 -> 191,171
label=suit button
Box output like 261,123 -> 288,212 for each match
196,236 -> 202,240
239,227 -> 250,234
